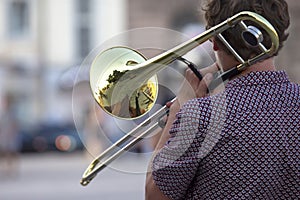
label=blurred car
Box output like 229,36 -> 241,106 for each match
19,129 -> 35,152
20,123 -> 84,153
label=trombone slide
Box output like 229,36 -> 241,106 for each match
80,11 -> 279,186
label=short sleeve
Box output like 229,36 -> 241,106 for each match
152,98 -> 212,200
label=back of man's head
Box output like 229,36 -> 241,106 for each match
203,0 -> 290,59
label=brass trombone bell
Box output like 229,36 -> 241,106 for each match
89,11 -> 279,120
90,47 -> 158,119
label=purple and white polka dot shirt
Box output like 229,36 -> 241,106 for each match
152,71 -> 299,200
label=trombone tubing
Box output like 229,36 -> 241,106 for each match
80,11 -> 279,186
112,11 -> 279,97
80,105 -> 169,186
132,11 -> 278,72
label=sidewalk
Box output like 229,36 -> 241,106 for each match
0,152 -> 150,200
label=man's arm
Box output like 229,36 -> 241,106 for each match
145,100 -> 179,200
145,172 -> 171,200
145,64 -> 218,199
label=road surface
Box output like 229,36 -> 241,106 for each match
0,152 -> 150,200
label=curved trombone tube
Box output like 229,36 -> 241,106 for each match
109,11 -> 278,102
80,11 -> 279,186
80,103 -> 170,186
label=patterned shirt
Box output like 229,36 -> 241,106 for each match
152,71 -> 299,200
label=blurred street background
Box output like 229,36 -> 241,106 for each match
0,0 -> 299,199
0,152 -> 147,200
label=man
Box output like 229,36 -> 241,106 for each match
0,93 -> 20,177
146,0 -> 299,199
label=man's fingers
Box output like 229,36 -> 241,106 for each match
185,68 -> 201,91
178,62 -> 220,101
204,73 -> 214,86
200,63 -> 219,76
196,73 -> 214,97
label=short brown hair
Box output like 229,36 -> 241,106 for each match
203,0 -> 290,59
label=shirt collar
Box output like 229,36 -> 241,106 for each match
225,70 -> 290,88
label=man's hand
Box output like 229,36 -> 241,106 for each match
169,63 -> 219,115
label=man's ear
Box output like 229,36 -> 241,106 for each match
212,40 -> 219,51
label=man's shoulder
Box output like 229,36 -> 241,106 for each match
181,94 -> 227,118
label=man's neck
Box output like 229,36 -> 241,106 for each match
234,57 -> 276,79
245,57 -> 275,71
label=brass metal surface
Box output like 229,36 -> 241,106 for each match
81,11 -> 279,186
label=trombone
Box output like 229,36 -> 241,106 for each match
80,11 -> 279,186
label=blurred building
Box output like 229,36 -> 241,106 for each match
276,0 -> 300,82
0,0 -> 127,127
